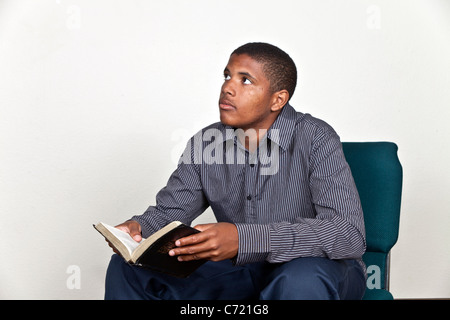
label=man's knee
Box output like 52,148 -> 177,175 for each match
104,254 -> 149,300
260,257 -> 355,300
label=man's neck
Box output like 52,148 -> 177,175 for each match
236,129 -> 262,153
236,110 -> 281,152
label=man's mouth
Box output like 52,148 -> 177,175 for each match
219,99 -> 236,110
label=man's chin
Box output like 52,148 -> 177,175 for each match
219,114 -> 237,127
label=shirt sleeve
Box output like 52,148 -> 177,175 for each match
131,140 -> 209,238
234,130 -> 366,265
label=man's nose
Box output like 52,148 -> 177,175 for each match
221,80 -> 235,96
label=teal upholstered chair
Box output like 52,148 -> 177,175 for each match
342,142 -> 402,300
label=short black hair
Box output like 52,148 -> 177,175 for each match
232,42 -> 297,101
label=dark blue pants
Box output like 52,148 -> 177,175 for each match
105,254 -> 365,300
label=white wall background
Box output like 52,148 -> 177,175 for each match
1,0 -> 449,299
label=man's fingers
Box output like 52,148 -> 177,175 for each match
175,230 -> 209,247
129,224 -> 142,242
173,223 -> 216,246
115,221 -> 142,242
170,244 -> 216,262
169,222 -> 238,262
169,240 -> 210,257
176,251 -> 212,262
193,223 -> 215,232
106,239 -> 121,255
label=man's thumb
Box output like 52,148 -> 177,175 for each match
193,223 -> 214,232
129,223 -> 142,242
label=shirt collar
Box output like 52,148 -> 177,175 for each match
266,103 -> 297,151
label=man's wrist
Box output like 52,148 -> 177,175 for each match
233,223 -> 271,265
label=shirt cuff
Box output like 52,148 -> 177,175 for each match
234,223 -> 271,265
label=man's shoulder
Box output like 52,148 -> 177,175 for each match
293,110 -> 338,138
286,107 -> 342,154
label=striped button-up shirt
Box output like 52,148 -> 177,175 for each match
132,103 -> 366,267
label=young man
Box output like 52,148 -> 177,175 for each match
105,43 -> 366,300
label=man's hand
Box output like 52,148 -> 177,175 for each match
169,222 -> 238,262
115,220 -> 142,242
107,220 -> 142,255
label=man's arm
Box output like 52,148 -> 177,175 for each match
234,131 -> 366,265
111,135 -> 241,261
130,159 -> 209,238
112,137 -> 209,243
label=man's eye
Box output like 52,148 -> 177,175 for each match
243,77 -> 252,85
224,74 -> 231,80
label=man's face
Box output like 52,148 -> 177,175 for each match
219,54 -> 278,131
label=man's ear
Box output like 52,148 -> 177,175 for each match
270,90 -> 289,112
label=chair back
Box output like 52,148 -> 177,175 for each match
342,142 -> 402,297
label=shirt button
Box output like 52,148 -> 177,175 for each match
247,195 -> 252,200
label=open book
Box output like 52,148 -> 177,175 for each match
94,221 -> 206,278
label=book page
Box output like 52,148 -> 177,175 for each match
102,223 -> 142,255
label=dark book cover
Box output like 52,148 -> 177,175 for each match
133,224 -> 206,278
